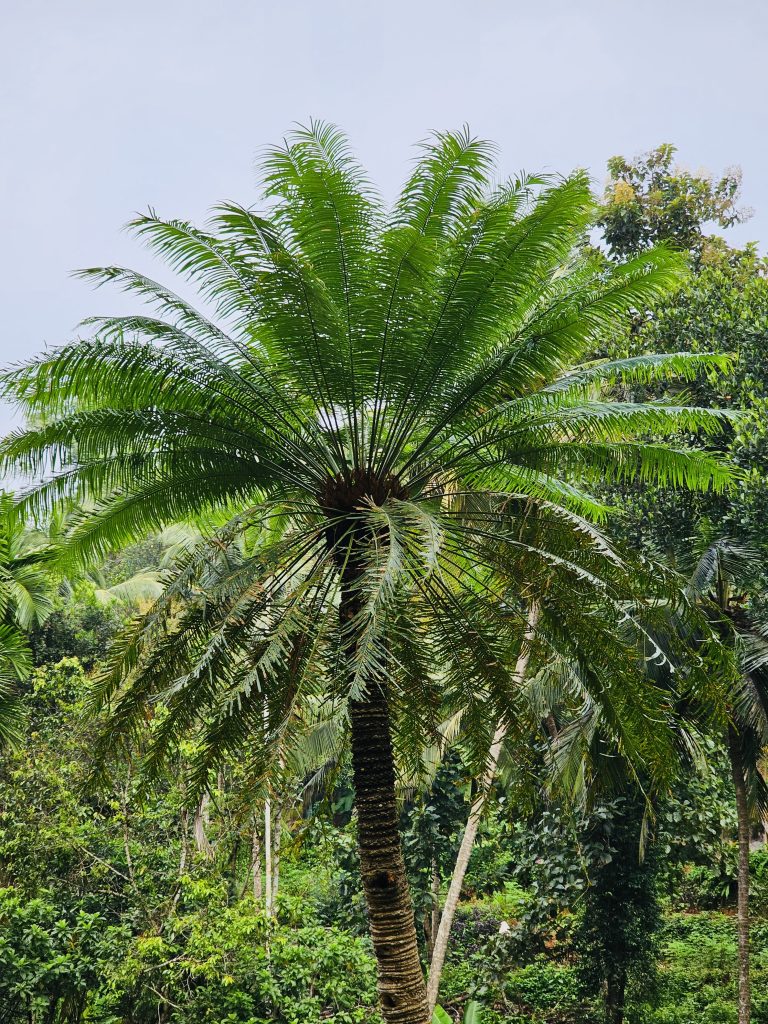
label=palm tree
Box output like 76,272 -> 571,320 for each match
0,124 -> 734,1024
682,538 -> 768,1024
522,621 -> 710,1024
546,536 -> 768,1024
0,493 -> 53,745
425,536 -> 720,1012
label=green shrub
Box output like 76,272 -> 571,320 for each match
485,880 -> 530,921
0,881 -> 382,1024
448,904 -> 505,959
464,835 -> 516,898
505,959 -> 581,1010
630,911 -> 768,1024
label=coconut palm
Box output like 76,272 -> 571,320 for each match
425,542 -> 721,1012
682,538 -> 768,1024
545,537 -> 768,1024
0,124 -> 735,1023
0,493 -> 54,745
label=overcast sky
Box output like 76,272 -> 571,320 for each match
1,0 -> 766,437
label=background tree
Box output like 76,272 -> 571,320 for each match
595,144 -> 768,559
681,538 -> 768,1024
0,493 -> 53,745
597,143 -> 749,261
572,794 -> 662,1024
597,145 -> 768,1024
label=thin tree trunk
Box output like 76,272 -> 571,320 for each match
169,807 -> 190,915
193,792 -> 214,859
271,748 -> 285,907
728,725 -> 751,1024
120,771 -> 136,886
424,857 -> 440,960
264,796 -> 273,917
252,820 -> 263,901
606,971 -> 626,1024
272,799 -> 283,905
426,601 -> 539,1015
179,808 -> 190,877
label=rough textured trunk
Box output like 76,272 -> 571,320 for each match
728,725 -> 751,1024
426,601 -> 539,1014
343,567 -> 429,1024
349,683 -> 430,1024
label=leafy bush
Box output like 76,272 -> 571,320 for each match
750,847 -> 768,914
464,816 -> 517,898
448,904 -> 505,959
677,843 -> 768,912
0,887 -> 131,1021
29,582 -> 124,669
629,912 -> 768,1024
301,820 -> 369,935
679,857 -> 738,909
0,881 -> 382,1024
505,959 -> 581,1010
485,879 -> 530,921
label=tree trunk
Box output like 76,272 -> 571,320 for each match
424,857 -> 440,960
193,792 -> 215,859
272,799 -> 283,905
264,795 -> 273,917
349,683 -> 430,1024
252,820 -> 263,901
169,807 -> 190,915
426,601 -> 539,1015
728,725 -> 751,1024
426,774 -> 485,1013
338,562 -> 430,1024
606,971 -> 626,1024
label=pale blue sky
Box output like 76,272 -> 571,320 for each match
1,0 -> 766,437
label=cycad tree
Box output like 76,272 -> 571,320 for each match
0,124 -> 734,1024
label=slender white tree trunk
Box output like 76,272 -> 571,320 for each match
426,602 -> 539,1015
272,799 -> 283,905
728,726 -> 751,1024
252,820 -> 263,901
193,791 -> 215,859
425,857 -> 440,959
170,807 -> 190,915
271,750 -> 285,908
264,796 -> 273,916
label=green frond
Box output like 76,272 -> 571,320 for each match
392,126 -> 497,237
548,351 -> 735,394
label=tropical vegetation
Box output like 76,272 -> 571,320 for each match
1,129 -> 767,1024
